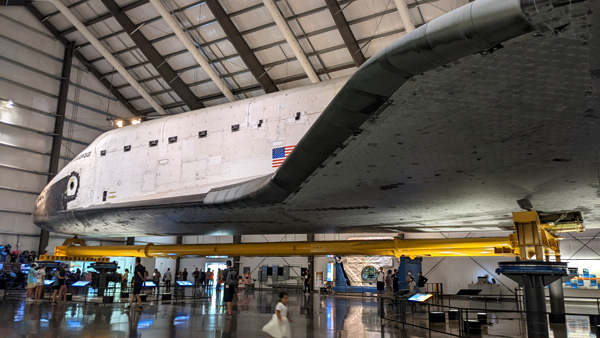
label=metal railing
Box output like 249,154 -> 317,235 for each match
330,281 -> 444,298
378,292 -> 600,337
1,280 -> 214,304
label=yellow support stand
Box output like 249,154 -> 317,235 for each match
511,211 -> 583,262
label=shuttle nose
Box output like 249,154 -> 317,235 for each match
32,184 -> 56,225
32,172 -> 80,226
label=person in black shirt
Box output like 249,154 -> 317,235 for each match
192,268 -> 200,286
182,268 -> 188,281
304,269 -> 312,294
223,260 -> 236,318
392,269 -> 399,294
417,271 -> 428,293
127,257 -> 145,311
52,266 -> 67,304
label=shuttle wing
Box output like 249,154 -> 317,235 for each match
206,0 -> 595,211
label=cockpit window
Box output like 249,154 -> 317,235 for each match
124,145 -> 131,152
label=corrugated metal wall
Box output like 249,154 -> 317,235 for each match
0,7 -> 132,252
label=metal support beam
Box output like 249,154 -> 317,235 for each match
148,0 -> 236,102
0,0 -> 29,5
39,42 -> 74,255
306,234 -> 314,291
393,0 -> 416,33
233,235 -> 241,273
205,0 -> 278,93
324,0 -> 365,67
24,2 -> 140,116
47,0 -> 167,115
101,0 -> 203,110
48,43 -> 74,182
262,0 -> 319,83
175,235 -> 182,273
58,0 -> 166,37
548,279 -> 566,323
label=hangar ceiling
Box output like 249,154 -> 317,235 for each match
24,0 -> 469,116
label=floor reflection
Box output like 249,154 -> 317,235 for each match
0,291 -> 598,337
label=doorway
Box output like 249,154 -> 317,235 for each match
205,262 -> 227,285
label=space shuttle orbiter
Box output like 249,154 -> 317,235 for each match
33,0 -> 599,236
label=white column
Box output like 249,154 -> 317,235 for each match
149,0 -> 236,102
49,0 -> 167,115
393,0 -> 416,33
262,0 -> 320,83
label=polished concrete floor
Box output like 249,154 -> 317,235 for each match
1,289 -> 599,337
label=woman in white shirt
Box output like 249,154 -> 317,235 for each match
262,292 -> 293,338
34,265 -> 46,301
376,267 -> 385,297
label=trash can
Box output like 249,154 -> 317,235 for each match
448,309 -> 459,320
429,312 -> 445,323
477,312 -> 487,324
463,319 -> 482,334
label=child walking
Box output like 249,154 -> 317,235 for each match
262,292 -> 293,338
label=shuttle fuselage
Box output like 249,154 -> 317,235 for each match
33,78 -> 345,229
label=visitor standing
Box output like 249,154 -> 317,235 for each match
164,268 -> 172,292
122,269 -> 129,290
52,265 -> 67,304
192,268 -> 200,286
223,260 -> 237,318
417,271 -> 428,293
304,269 -> 312,294
126,257 -> 145,311
26,264 -> 36,302
385,269 -> 393,296
376,267 -> 385,297
34,265 -> 46,301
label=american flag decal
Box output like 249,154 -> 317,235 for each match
272,145 -> 295,168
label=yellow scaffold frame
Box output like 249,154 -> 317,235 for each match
48,211 -> 583,260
